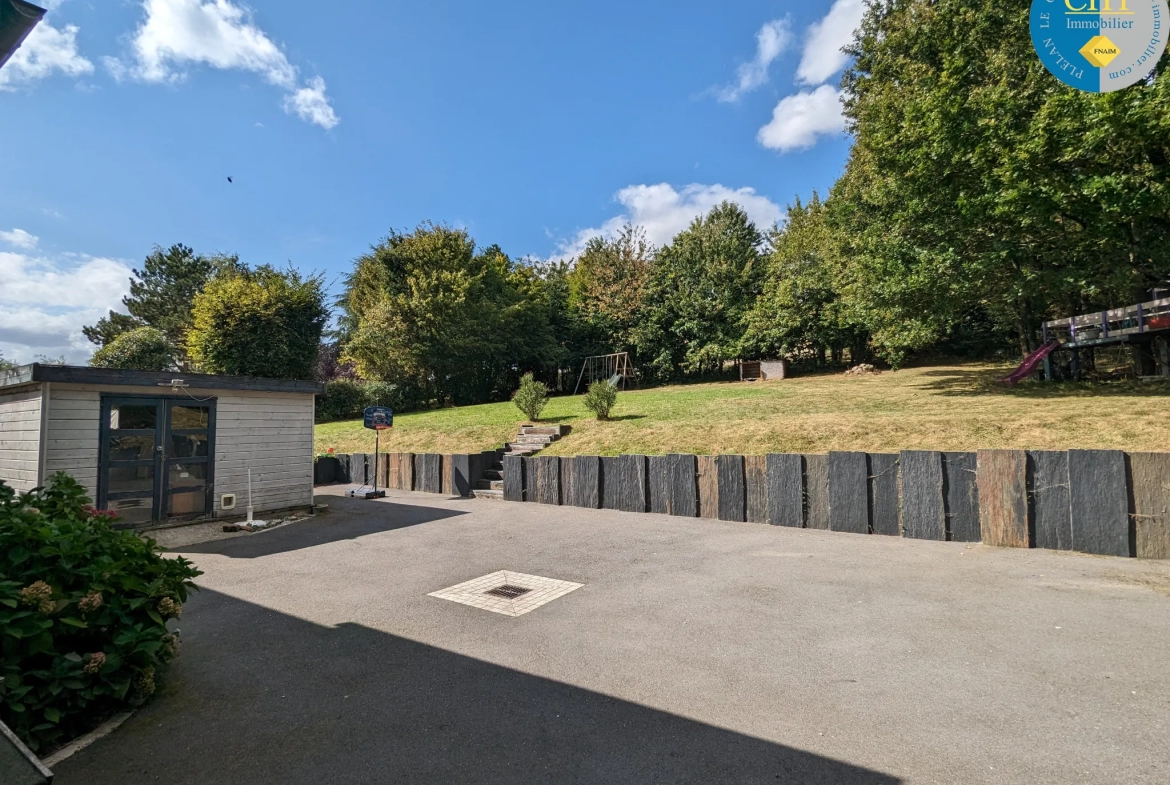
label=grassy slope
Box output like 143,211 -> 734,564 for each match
314,362 -> 1170,457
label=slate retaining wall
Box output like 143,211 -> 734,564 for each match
318,449 -> 1170,559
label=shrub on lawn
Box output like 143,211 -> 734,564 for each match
583,380 -> 617,420
512,373 -> 548,422
0,474 -> 202,752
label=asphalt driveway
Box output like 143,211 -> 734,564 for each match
54,487 -> 1170,784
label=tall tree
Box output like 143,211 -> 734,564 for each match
340,223 -> 563,407
742,194 -> 867,366
186,265 -> 327,380
83,244 -> 240,368
634,202 -> 765,379
835,0 -> 1170,363
567,224 -> 653,359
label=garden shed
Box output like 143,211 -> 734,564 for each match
0,364 -> 323,527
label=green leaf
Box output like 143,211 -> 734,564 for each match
59,617 -> 88,628
147,609 -> 164,626
63,652 -> 83,662
43,708 -> 61,723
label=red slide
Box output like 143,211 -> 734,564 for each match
998,341 -> 1060,385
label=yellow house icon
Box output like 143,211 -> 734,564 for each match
1080,35 -> 1121,67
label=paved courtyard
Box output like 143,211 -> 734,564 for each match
56,487 -> 1170,784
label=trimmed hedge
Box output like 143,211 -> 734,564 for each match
0,474 -> 202,752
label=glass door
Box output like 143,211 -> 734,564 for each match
100,396 -> 216,525
164,401 -> 214,519
101,397 -> 164,526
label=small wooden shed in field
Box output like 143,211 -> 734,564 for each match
0,364 -> 323,527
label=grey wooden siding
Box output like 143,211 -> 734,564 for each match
43,384 -> 314,516
0,387 -> 43,492
45,385 -> 102,499
211,390 -> 315,513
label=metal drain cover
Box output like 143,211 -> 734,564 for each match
485,584 -> 531,599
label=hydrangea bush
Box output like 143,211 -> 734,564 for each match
0,473 -> 202,751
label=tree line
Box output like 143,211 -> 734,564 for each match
80,0 -> 1170,416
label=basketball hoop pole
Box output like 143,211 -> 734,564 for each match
373,426 -> 380,496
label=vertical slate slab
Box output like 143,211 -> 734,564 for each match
828,451 -> 869,534
1128,452 -> 1170,559
415,453 -> 442,494
441,455 -> 455,495
502,454 -> 524,502
531,456 -> 561,505
667,453 -> 698,517
766,453 -> 803,528
716,455 -> 746,522
697,456 -> 719,519
744,455 -> 768,524
867,453 -> 900,536
448,453 -> 472,497
648,456 -> 669,514
335,453 -> 352,484
400,452 -> 415,491
1068,449 -> 1130,557
568,456 -> 601,508
803,454 -> 829,530
376,453 -> 390,490
352,453 -> 370,486
602,455 -> 647,513
1029,451 -> 1071,551
560,456 -> 575,508
976,450 -> 1028,548
943,452 -> 980,542
900,450 -> 945,541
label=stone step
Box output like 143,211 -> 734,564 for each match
472,489 -> 504,500
483,469 -> 503,480
520,424 -> 570,437
504,444 -> 542,454
514,435 -> 556,445
475,479 -> 504,491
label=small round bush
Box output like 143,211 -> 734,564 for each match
0,474 -> 202,752
89,327 -> 173,371
512,373 -> 548,422
583,380 -> 618,420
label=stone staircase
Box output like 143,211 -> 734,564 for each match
471,424 -> 569,500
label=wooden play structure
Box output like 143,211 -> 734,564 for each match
1001,293 -> 1170,383
573,352 -> 639,395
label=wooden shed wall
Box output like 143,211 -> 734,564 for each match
0,386 -> 43,492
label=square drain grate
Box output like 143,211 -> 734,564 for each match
485,584 -> 531,599
428,570 -> 584,617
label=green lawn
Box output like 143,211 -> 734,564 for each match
314,362 -> 1170,457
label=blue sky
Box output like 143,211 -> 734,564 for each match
0,0 -> 864,363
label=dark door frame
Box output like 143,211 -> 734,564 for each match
97,393 -> 217,524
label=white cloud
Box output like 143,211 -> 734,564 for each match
0,229 -> 39,250
283,76 -> 339,129
795,0 -> 865,86
0,251 -> 133,364
553,183 -> 785,260
0,17 -> 94,90
757,84 -> 845,153
717,18 -> 791,102
109,0 -> 338,128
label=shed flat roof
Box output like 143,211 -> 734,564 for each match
0,364 -> 325,395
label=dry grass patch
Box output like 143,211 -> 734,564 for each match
314,362 -> 1170,456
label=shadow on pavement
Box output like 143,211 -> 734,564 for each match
172,496 -> 467,559
53,589 -> 901,785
